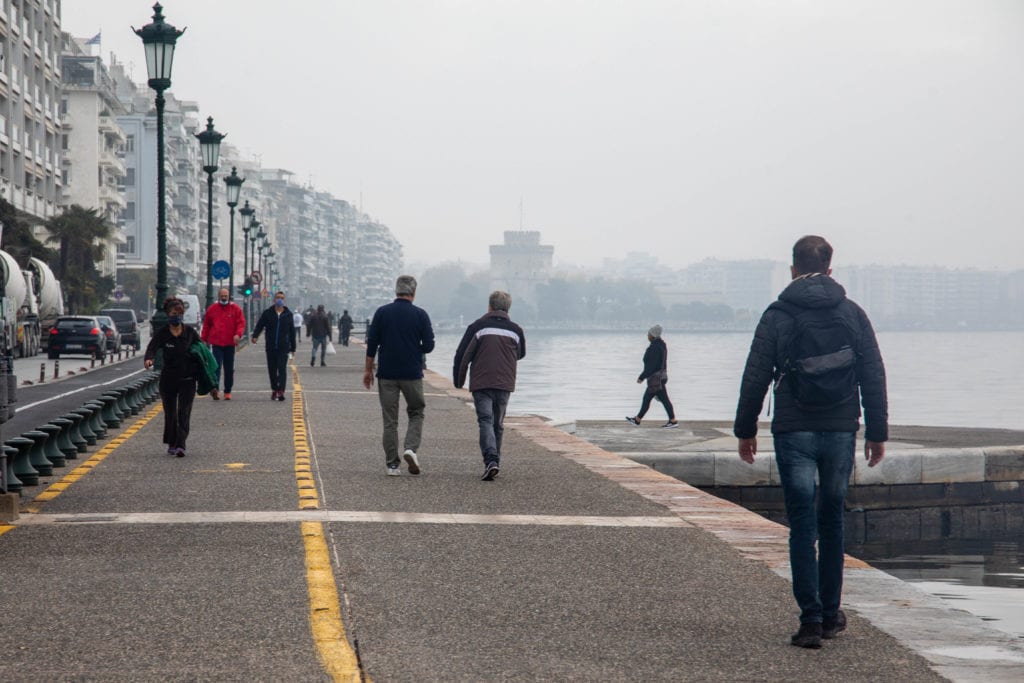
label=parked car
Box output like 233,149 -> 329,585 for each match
47,316 -> 108,359
95,315 -> 122,353
99,308 -> 140,349
179,294 -> 202,333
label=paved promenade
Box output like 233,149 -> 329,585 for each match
1,342 -> 1022,681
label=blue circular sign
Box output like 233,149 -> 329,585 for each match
212,260 -> 231,280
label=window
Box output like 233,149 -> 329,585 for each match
59,98 -> 67,115
125,236 -> 136,254
61,133 -> 67,150
125,168 -> 135,186
123,202 -> 135,220
124,134 -> 134,153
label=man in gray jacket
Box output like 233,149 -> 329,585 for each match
453,291 -> 526,481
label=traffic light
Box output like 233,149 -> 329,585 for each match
238,277 -> 253,298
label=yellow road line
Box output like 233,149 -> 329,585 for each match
291,365 -> 364,682
23,404 -> 163,514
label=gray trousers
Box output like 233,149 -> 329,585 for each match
377,378 -> 426,468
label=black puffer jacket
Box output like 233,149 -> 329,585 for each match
733,274 -> 888,442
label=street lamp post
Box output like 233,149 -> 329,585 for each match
196,116 -> 225,310
133,2 -> 185,331
223,167 -> 244,299
239,201 -> 254,290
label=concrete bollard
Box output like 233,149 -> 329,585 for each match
48,417 -> 79,460
23,430 -> 54,477
3,445 -> 22,495
6,437 -> 39,487
62,413 -> 89,454
70,409 -> 98,446
37,424 -> 66,468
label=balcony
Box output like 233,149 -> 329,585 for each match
99,148 -> 126,176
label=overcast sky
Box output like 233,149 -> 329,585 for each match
63,1 -> 1024,271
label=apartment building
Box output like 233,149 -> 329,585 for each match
59,34 -> 126,277
0,0 -> 62,225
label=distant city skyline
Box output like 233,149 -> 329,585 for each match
63,1 -> 1024,271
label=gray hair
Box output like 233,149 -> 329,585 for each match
395,275 -> 418,296
488,290 -> 512,312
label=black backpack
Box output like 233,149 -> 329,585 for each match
770,300 -> 861,411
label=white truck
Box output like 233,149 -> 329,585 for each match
0,250 -> 64,357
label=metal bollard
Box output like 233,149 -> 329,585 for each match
23,431 -> 54,477
6,437 -> 39,487
3,445 -> 22,495
39,363 -> 45,384
53,360 -> 59,380
91,353 -> 96,369
48,418 -> 79,461
37,424 -> 66,468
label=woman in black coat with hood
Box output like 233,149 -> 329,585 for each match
626,324 -> 678,428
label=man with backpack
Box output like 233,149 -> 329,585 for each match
734,235 -> 888,650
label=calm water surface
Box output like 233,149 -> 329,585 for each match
430,329 -> 1024,429
429,329 -> 1024,637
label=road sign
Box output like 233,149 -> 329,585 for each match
250,270 -> 263,284
113,291 -> 124,300
212,260 -> 231,280
261,288 -> 270,298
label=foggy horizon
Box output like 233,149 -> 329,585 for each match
64,1 -> 1024,272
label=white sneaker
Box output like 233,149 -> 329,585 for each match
403,449 -> 421,475
386,466 -> 401,476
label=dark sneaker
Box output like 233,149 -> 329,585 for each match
320,361 -> 326,367
167,446 -> 176,455
403,449 -> 421,475
482,462 -> 500,481
790,623 -> 822,649
277,392 -> 287,401
662,421 -> 679,429
210,388 -> 220,400
625,416 -> 640,426
822,610 -> 847,639
310,359 -> 315,367
175,447 -> 186,458
271,391 -> 279,401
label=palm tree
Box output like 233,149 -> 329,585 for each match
44,205 -> 116,313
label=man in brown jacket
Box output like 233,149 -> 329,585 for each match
453,291 -> 526,481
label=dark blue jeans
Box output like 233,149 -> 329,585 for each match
472,389 -> 510,465
773,431 -> 855,625
211,345 -> 236,392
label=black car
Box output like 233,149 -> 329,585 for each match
99,308 -> 141,349
47,316 -> 108,359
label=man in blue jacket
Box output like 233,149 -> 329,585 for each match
734,235 -> 888,649
252,290 -> 297,401
363,275 -> 435,476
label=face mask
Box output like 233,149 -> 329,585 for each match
274,298 -> 285,307
219,299 -> 229,305
168,316 -> 183,325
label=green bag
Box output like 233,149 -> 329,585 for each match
190,341 -> 220,396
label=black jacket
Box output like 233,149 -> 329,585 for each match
307,312 -> 332,340
366,299 -> 435,380
734,274 -> 888,442
252,305 -> 297,353
638,338 -> 667,382
453,310 -> 526,392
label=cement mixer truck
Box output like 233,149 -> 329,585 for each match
0,250 -> 63,357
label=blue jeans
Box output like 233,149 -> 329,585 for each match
211,345 -> 235,392
473,389 -> 510,465
773,431 -> 855,625
311,336 -> 327,363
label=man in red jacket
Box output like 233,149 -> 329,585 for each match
201,287 -> 247,400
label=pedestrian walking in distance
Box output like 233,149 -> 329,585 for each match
292,308 -> 304,346
200,287 -> 246,400
307,304 -> 332,367
453,291 -> 526,481
363,275 -> 435,476
144,297 -> 202,457
734,235 -> 888,649
626,325 -> 678,428
252,290 -> 297,401
339,309 -> 354,347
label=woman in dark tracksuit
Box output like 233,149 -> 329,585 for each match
626,324 -> 679,428
251,291 -> 297,401
145,297 -> 203,456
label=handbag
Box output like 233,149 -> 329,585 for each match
326,341 -> 337,355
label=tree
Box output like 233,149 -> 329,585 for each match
44,205 -> 116,313
0,197 -> 55,263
